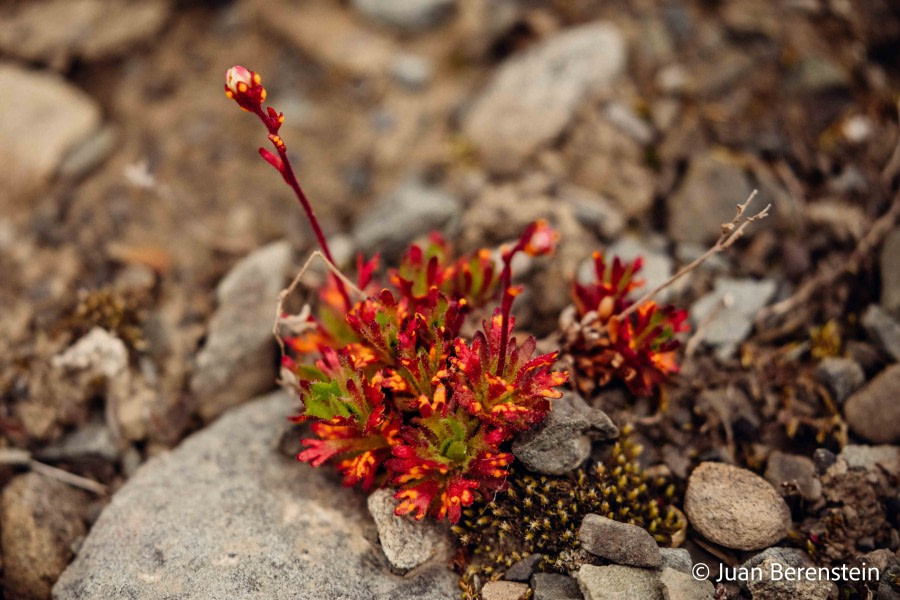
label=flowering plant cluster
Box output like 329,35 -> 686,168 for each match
224,65 -> 689,527
225,66 -> 567,523
567,251 -> 689,397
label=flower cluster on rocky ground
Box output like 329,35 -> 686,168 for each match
225,65 -> 691,533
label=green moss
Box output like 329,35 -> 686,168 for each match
452,431 -> 683,599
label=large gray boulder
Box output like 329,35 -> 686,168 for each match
53,391 -> 458,600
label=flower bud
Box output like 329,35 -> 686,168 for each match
523,219 -> 559,256
224,65 -> 266,111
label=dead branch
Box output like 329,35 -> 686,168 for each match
617,190 -> 769,320
272,250 -> 365,358
754,193 -> 900,329
0,448 -> 107,495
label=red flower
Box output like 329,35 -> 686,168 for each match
224,66 -> 267,112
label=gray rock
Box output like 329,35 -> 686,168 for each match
838,444 -> 900,476
689,278 -> 777,358
463,22 -> 625,173
787,56 -> 850,94
684,462 -> 791,551
879,565 -> 900,600
603,102 -> 654,145
578,514 -> 662,568
367,488 -> 452,573
353,177 -> 460,261
861,548 -> 898,573
3,473 -> 88,600
352,0 -> 455,31
191,241 -> 292,421
53,391 -> 458,600
577,564 -> 663,600
504,553 -> 542,582
512,392 -> 617,475
532,572 -> 583,600
812,448 -> 836,475
844,364 -> 900,443
559,184 -> 626,240
481,580 -> 529,600
52,327 -> 128,378
391,54 -> 434,90
58,125 -> 117,179
668,151 -> 754,245
659,567 -> 715,600
813,357 -> 865,405
0,0 -> 170,70
0,63 -> 102,198
659,548 -> 693,575
861,304 -> 900,361
881,227 -> 900,315
741,548 -> 833,600
764,451 -> 822,502
36,419 -> 119,464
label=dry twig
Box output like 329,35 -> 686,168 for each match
754,193 -> 900,329
617,190 -> 770,320
0,448 -> 107,495
272,250 -> 365,358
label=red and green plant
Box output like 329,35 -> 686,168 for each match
225,64 -> 691,526
567,251 -> 689,397
225,66 -> 567,523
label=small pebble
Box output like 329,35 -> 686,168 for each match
504,553 -> 542,582
532,572 -> 584,600
481,580 -> 529,600
844,364 -> 900,443
578,514 -> 662,567
813,357 -> 865,405
764,451 -> 822,502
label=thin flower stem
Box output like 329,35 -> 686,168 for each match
252,106 -> 353,313
495,245 -> 522,376
617,190 -> 768,321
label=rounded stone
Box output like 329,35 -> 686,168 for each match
684,462 -> 791,551
844,364 -> 900,443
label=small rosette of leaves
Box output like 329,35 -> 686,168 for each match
287,223 -> 567,523
567,252 -> 688,397
452,312 -> 567,431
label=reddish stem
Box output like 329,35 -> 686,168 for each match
252,106 -> 352,312
495,244 -> 522,377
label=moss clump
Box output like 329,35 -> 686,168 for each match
64,287 -> 149,352
452,429 -> 684,598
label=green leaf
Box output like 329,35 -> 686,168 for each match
303,380 -> 351,421
444,440 -> 468,462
